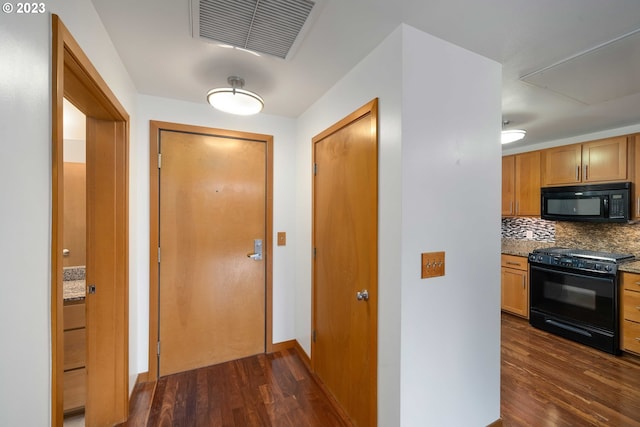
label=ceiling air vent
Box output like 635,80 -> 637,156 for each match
191,0 -> 317,60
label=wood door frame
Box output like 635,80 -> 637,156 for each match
52,15 -> 130,427
147,121 -> 274,379
311,99 -> 379,425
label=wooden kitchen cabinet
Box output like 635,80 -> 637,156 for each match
620,272 -> 640,355
542,136 -> 628,186
502,151 -> 541,217
501,254 -> 529,318
63,301 -> 86,413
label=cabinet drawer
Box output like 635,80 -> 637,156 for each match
63,368 -> 86,412
501,254 -> 527,271
623,290 -> 640,323
622,320 -> 640,355
621,272 -> 640,291
63,302 -> 85,330
64,329 -> 86,371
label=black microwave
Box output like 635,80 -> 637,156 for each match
541,182 -> 631,223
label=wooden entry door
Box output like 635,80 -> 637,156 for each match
312,99 -> 378,427
155,125 -> 271,377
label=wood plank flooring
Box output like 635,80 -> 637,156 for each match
502,313 -> 640,427
122,315 -> 640,426
120,348 -> 352,427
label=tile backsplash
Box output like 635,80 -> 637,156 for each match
555,221 -> 640,256
502,217 -> 640,257
501,217 -> 555,242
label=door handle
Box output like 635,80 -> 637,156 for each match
356,289 -> 369,301
247,239 -> 263,261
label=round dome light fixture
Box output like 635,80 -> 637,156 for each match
501,129 -> 526,144
207,76 -> 264,115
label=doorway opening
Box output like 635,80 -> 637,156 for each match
52,15 -> 129,427
61,99 -> 87,425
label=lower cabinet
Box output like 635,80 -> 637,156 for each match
501,254 -> 529,318
621,272 -> 640,355
63,300 -> 86,413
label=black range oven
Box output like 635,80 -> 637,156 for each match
528,247 -> 634,355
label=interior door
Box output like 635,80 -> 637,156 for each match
157,129 -> 267,376
85,118 -> 128,426
312,99 -> 378,427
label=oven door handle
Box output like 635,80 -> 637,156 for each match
545,319 -> 592,337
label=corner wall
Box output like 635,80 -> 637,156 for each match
295,24 -> 502,426
399,25 -> 501,426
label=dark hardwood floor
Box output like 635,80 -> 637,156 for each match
122,315 -> 640,427
501,313 -> 640,427
120,348 -> 352,427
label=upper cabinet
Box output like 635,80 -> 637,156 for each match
502,151 -> 541,217
542,136 -> 629,186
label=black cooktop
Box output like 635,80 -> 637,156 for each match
532,247 -> 635,263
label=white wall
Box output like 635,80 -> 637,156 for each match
0,1 -> 137,424
295,24 -> 501,426
134,95 -> 298,372
399,25 -> 501,426
0,11 -> 51,427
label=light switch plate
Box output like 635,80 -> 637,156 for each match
421,251 -> 445,279
277,231 -> 286,246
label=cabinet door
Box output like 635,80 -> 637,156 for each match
622,320 -> 640,355
582,136 -> 627,183
502,155 -> 515,216
501,267 -> 528,318
515,151 -> 541,216
542,144 -> 582,186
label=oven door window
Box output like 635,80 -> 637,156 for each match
530,266 -> 615,331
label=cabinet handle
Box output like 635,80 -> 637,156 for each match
637,197 -> 639,217
585,165 -> 588,181
515,201 -> 519,214
576,165 -> 580,181
506,261 -> 521,266
510,201 -> 513,215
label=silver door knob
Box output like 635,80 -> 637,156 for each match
356,289 -> 369,301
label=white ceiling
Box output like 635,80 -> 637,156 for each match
90,0 -> 640,148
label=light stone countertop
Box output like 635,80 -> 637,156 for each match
64,280 -> 86,301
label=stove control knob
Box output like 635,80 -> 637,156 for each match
605,265 -> 612,272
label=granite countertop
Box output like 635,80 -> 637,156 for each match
501,239 -> 554,258
64,280 -> 86,301
63,266 -> 86,301
619,261 -> 640,274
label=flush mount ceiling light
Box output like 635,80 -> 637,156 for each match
207,76 -> 264,115
501,129 -> 527,144
501,120 -> 526,144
